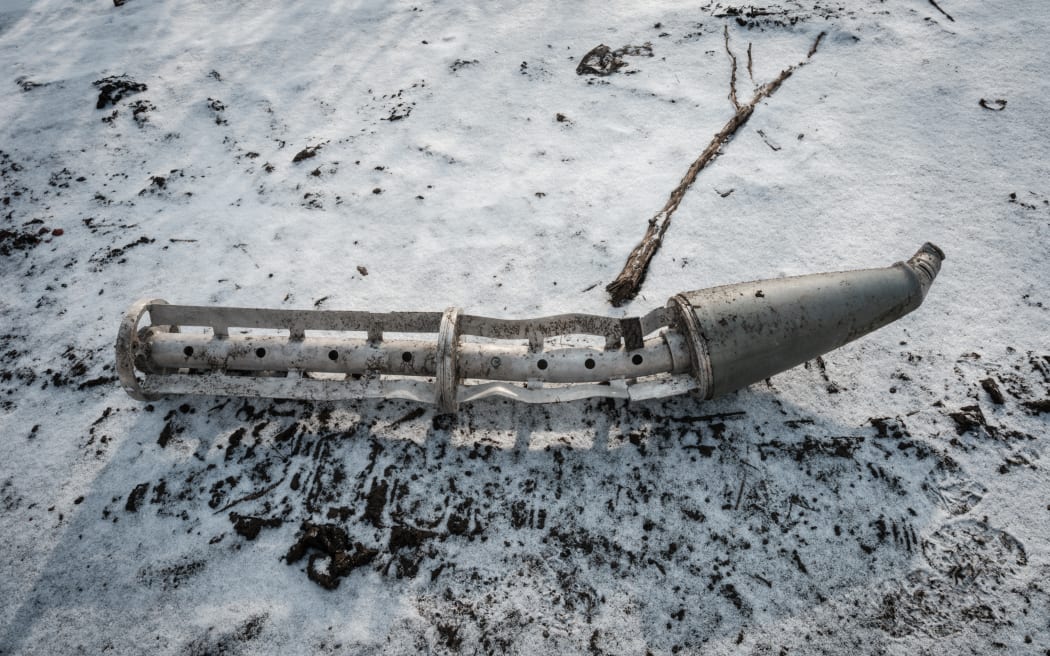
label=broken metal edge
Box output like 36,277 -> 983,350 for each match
906,241 -> 946,299
115,297 -> 167,401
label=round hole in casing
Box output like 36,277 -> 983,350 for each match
584,358 -> 596,369
255,347 -> 266,358
328,350 -> 338,361
183,346 -> 194,357
402,351 -> 413,362
537,359 -> 548,370
632,354 -> 643,365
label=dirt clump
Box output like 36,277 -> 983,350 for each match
230,513 -> 283,540
575,43 -> 652,76
93,75 -> 147,109
285,522 -> 378,590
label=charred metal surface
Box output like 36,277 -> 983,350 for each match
115,243 -> 943,408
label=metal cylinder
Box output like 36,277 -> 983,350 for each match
114,243 -> 944,407
143,332 -> 683,383
668,243 -> 945,398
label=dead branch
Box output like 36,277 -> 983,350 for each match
928,0 -> 955,22
214,476 -> 286,514
807,31 -> 826,59
747,42 -> 754,81
757,129 -> 781,151
724,25 -> 742,110
605,30 -> 827,307
734,469 -> 748,510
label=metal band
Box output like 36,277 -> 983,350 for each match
639,306 -> 669,335
668,294 -> 713,399
620,317 -> 644,351
367,318 -> 383,343
661,329 -> 692,375
115,298 -> 167,401
435,307 -> 462,413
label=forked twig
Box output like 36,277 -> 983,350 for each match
724,25 -> 742,111
605,29 -> 827,306
807,31 -> 826,58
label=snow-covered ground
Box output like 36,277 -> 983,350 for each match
1,0 -> 1048,653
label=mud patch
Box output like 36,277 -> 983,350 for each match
93,75 -> 147,109
449,59 -> 479,73
206,97 -> 227,125
292,145 -> 322,163
125,482 -> 149,512
183,613 -> 268,656
575,43 -> 653,76
286,522 -> 379,590
922,519 -> 1027,587
230,513 -> 282,540
923,456 -> 986,516
138,558 -> 206,591
129,99 -> 155,126
0,227 -> 55,256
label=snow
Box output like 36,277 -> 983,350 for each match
1,0 -> 1049,654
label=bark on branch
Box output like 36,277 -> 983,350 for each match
928,0 -> 955,22
724,25 -> 742,111
605,29 -> 826,307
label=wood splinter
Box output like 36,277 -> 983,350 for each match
605,28 -> 827,307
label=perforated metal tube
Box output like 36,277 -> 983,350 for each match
144,332 -> 684,383
116,243 -> 943,408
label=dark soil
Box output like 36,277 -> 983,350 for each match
949,405 -> 990,436
0,228 -> 47,256
981,377 -> 1006,404
285,522 -> 379,590
93,75 -> 147,109
125,483 -> 149,512
575,43 -> 653,76
449,59 -> 479,73
230,513 -> 282,540
292,145 -> 321,163
129,99 -> 155,126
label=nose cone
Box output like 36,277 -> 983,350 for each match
668,243 -> 945,399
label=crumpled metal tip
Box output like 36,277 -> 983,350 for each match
919,242 -> 946,261
907,242 -> 945,298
